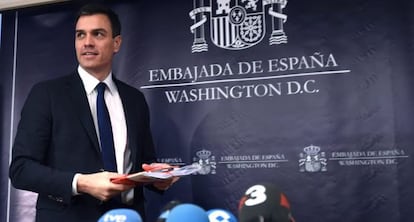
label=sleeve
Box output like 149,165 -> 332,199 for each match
9,83 -> 75,204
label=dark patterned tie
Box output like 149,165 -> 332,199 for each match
96,82 -> 117,172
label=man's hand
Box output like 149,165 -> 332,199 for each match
77,171 -> 135,201
142,163 -> 180,190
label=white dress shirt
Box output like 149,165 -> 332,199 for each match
72,66 -> 131,203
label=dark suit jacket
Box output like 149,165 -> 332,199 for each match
9,72 -> 157,221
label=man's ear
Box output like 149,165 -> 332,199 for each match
113,35 -> 122,53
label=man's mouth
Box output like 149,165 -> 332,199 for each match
82,52 -> 98,56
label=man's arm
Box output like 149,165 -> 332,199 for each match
9,83 -> 75,204
76,171 -> 135,201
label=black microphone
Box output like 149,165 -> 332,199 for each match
156,200 -> 181,222
238,183 -> 295,222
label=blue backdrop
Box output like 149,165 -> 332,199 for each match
1,0 -> 414,221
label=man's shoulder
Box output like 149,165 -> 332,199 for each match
27,72 -> 80,98
114,78 -> 144,95
33,72 -> 78,88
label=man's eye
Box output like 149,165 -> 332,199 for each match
95,32 -> 105,38
76,33 -> 85,38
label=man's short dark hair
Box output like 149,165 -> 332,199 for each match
75,3 -> 121,37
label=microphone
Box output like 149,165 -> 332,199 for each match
238,183 -> 295,222
165,203 -> 209,222
206,208 -> 238,222
98,208 -> 142,222
156,200 -> 181,222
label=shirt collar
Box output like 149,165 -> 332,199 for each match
77,65 -> 116,95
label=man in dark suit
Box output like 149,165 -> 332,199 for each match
9,4 -> 175,221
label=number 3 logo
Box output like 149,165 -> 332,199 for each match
244,184 -> 267,206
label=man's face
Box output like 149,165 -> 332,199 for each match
75,14 -> 121,77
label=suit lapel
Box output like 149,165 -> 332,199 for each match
66,72 -> 101,154
115,79 -> 138,170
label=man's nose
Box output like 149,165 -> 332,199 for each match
84,34 -> 94,47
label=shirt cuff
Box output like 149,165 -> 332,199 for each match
72,173 -> 81,195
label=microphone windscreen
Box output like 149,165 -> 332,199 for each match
166,203 -> 209,222
98,208 -> 142,222
156,200 -> 181,222
207,208 -> 238,222
238,183 -> 294,222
